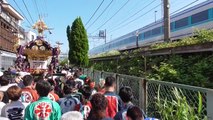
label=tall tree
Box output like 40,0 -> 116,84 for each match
67,25 -> 72,63
67,17 -> 89,66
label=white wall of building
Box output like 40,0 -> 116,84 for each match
19,31 -> 36,46
25,31 -> 36,41
0,50 -> 16,71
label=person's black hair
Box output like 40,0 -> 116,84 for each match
78,68 -> 82,72
0,75 -> 10,86
35,80 -> 51,97
63,81 -> 76,95
23,75 -> 34,86
81,85 -> 92,100
2,92 -> 9,103
119,86 -> 134,103
33,77 -> 41,83
3,71 -> 10,75
47,79 -> 56,91
105,76 -> 116,87
90,93 -> 108,111
127,106 -> 144,120
73,72 -> 80,78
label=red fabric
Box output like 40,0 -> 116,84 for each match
105,95 -> 119,118
22,87 -> 39,102
48,91 -> 59,102
86,101 -> 92,109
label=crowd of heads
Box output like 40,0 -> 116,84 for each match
0,67 -> 153,120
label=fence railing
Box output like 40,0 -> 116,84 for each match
83,68 -> 213,120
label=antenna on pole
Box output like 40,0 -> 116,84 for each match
56,41 -> 63,47
88,29 -> 107,44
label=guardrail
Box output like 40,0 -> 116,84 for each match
83,68 -> 213,120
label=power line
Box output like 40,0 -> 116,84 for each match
33,0 -> 41,18
109,3 -> 161,34
107,0 -> 156,33
85,0 -> 105,26
22,0 -> 34,24
38,0 -> 48,19
108,0 -> 149,27
91,0 -> 130,34
12,0 -> 32,26
87,0 -> 113,30
170,0 -> 199,15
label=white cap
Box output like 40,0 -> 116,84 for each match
0,71 -> 3,77
61,111 -> 83,120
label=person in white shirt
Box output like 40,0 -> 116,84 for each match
0,76 -> 17,92
0,91 -> 6,116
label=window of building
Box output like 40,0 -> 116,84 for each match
191,10 -> 208,24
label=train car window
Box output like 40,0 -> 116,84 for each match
131,36 -> 136,43
175,17 -> 189,29
138,33 -> 143,41
126,38 -> 130,44
125,38 -> 129,44
152,27 -> 161,36
170,23 -> 174,31
144,30 -> 152,39
191,10 -> 208,24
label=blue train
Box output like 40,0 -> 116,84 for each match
89,0 -> 213,55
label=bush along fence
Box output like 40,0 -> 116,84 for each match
83,68 -> 213,120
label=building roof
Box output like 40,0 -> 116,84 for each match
1,2 -> 24,20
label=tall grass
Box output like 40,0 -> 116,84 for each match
156,86 -> 207,120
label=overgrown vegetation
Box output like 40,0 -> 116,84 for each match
89,29 -> 213,88
151,29 -> 213,50
59,58 -> 68,66
156,87 -> 207,120
89,50 -> 120,58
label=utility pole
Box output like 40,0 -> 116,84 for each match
163,0 -> 170,42
135,30 -> 139,48
104,29 -> 106,44
155,11 -> 157,23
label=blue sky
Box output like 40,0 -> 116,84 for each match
7,0 -> 207,53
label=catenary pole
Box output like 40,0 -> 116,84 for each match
164,0 -> 170,42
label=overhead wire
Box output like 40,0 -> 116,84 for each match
33,0 -> 41,19
91,0 -> 130,34
107,0 -> 157,33
85,0 -> 105,26
170,0 -> 199,15
105,0 -> 150,30
12,0 -> 32,26
109,3 -> 162,34
22,0 -> 34,24
86,0 -> 113,30
39,0 -> 48,19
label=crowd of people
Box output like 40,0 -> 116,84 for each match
0,67 -> 157,120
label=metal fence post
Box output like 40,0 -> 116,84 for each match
116,74 -> 120,94
92,69 -> 95,80
140,79 -> 147,113
101,71 -> 103,79
207,90 -> 213,120
139,79 -> 143,109
87,68 -> 89,75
